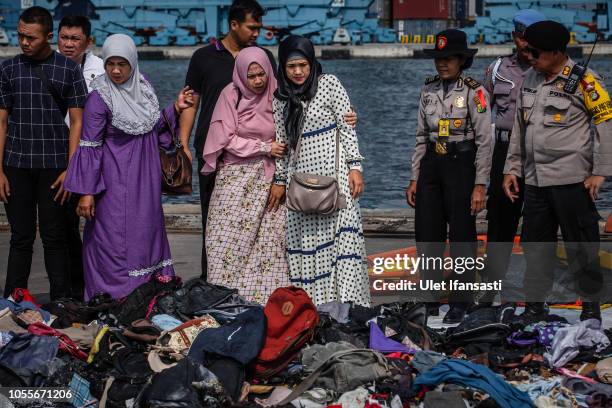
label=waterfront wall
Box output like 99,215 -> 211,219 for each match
1,204 -> 610,237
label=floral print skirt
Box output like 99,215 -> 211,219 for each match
206,159 -> 289,304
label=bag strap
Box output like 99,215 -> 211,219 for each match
276,349 -> 388,406
31,64 -> 68,117
161,109 -> 181,148
291,101 -> 341,178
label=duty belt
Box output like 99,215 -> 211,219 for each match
496,129 -> 512,143
427,139 -> 475,156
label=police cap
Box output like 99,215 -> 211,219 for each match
524,20 -> 570,52
513,9 -> 546,34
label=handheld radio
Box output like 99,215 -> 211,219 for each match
564,36 -> 598,94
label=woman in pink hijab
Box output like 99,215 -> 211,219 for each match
202,47 -> 289,304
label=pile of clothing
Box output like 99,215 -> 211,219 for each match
0,274 -> 611,408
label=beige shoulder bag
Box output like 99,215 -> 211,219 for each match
286,108 -> 347,215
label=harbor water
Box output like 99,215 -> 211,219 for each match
143,57 -> 612,209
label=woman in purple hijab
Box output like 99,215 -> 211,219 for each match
202,47 -> 289,304
64,34 -> 194,300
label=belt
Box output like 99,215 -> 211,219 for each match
496,129 -> 512,143
427,139 -> 475,156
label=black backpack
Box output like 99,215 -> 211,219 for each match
111,276 -> 182,326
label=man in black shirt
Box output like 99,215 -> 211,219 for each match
0,7 -> 87,299
181,0 -> 274,279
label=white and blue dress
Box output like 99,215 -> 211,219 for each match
273,74 -> 371,307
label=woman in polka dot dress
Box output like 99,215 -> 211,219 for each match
269,36 -> 371,307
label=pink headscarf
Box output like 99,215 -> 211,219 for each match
202,47 -> 278,181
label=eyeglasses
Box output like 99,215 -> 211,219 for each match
524,46 -> 542,59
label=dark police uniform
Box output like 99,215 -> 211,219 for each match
481,53 -> 530,300
504,56 -> 612,311
411,74 -> 492,309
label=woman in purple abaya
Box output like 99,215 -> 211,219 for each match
64,34 -> 194,300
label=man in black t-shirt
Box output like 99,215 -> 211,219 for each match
181,0 -> 275,279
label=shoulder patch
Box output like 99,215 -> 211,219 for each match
425,75 -> 439,85
580,73 -> 612,125
464,76 -> 481,90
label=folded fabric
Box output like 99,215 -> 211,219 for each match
516,378 -> 561,401
277,347 -> 391,405
0,308 -> 27,334
411,350 -> 447,374
137,356 -> 226,407
157,315 -> 220,353
317,301 -> 350,324
173,279 -> 238,317
412,359 -> 534,408
0,332 -> 14,348
255,387 -> 292,407
27,322 -> 89,360
147,350 -> 178,372
336,387 -> 369,407
151,314 -> 182,331
0,333 -> 59,386
301,341 -> 356,374
68,373 -> 94,408
562,377 -> 612,399
423,391 -> 466,408
597,357 -> 612,384
56,324 -> 101,349
369,322 -> 417,354
0,299 -> 50,322
545,319 -> 610,368
188,307 -> 266,365
14,309 -> 45,326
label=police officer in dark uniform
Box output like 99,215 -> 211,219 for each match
407,30 -> 492,324
479,10 -> 545,305
504,21 -> 612,322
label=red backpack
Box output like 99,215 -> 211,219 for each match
251,287 -> 319,379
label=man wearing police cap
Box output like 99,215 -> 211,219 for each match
503,20 -> 612,321
480,9 -> 545,305
407,29 -> 492,323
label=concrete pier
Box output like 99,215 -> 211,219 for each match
1,43 -> 611,60
2,204 -> 611,238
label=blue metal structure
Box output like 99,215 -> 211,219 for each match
0,0 -> 397,45
463,0 -> 610,44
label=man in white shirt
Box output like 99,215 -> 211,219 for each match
57,15 -> 104,299
57,15 -> 104,92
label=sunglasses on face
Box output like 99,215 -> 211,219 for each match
524,46 -> 542,59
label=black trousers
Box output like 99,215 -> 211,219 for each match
483,141 -> 524,298
415,146 -> 478,305
64,196 -> 84,300
198,157 -> 216,281
522,183 -> 603,302
3,166 -> 71,300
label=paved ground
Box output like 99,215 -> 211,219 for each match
0,231 -> 610,327
0,232 -> 413,301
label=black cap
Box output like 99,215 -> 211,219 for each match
423,29 -> 478,59
524,20 -> 570,52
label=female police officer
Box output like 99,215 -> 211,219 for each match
406,29 -> 492,324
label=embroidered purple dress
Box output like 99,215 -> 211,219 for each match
64,90 -> 177,300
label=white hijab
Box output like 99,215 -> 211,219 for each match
91,34 -> 160,135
